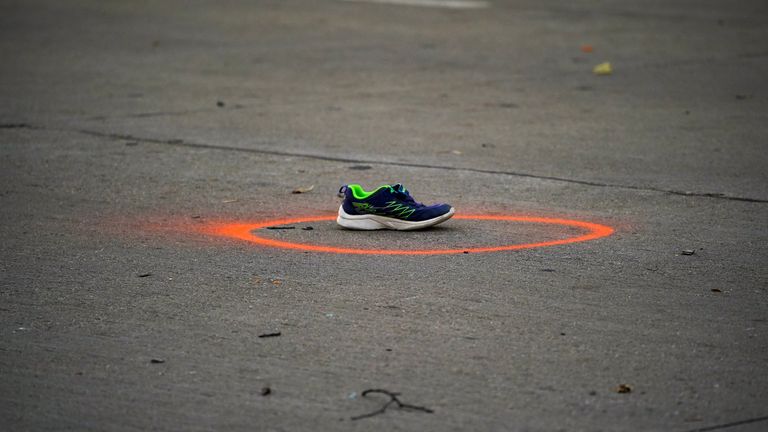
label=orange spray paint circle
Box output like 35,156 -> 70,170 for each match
200,214 -> 614,255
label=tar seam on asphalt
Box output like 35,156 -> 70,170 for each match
685,415 -> 768,432
350,389 -> 434,421
7,124 -> 767,204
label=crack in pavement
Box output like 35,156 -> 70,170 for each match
4,123 -> 767,204
685,415 -> 768,432
84,104 -> 247,121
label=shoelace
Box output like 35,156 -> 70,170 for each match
390,184 -> 424,208
338,184 -> 425,208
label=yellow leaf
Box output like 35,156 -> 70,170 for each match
593,62 -> 613,75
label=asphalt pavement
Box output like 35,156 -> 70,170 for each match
1,1 -> 767,431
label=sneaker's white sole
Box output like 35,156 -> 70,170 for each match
337,205 -> 455,231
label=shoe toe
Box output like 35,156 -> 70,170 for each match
415,203 -> 452,220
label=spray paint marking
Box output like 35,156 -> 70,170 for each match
198,214 -> 614,255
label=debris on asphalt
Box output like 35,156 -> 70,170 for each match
222,198 -> 238,203
302,226 -> 314,231
681,249 -> 696,255
270,279 -> 282,286
216,101 -> 225,107
481,143 -> 495,148
541,268 -> 556,272
711,288 -> 722,293
138,273 -> 152,278
258,332 -> 281,338
614,384 -> 632,393
580,44 -> 594,53
266,226 -> 295,230
348,165 -> 372,170
261,387 -> 271,396
150,358 -> 165,364
347,391 -> 358,400
191,215 -> 201,219
593,62 -> 613,75
351,389 -> 434,421
325,313 -> 335,318
451,150 -> 462,155
292,185 -> 314,194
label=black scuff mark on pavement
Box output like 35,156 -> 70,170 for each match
257,332 -> 281,338
0,123 -> 38,129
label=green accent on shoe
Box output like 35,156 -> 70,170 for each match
352,202 -> 380,214
351,199 -> 415,219
384,201 -> 415,219
347,184 -> 394,200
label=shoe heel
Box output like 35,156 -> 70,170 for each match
337,206 -> 386,230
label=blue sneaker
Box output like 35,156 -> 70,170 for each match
337,183 -> 455,230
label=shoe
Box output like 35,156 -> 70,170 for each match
337,183 -> 455,230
